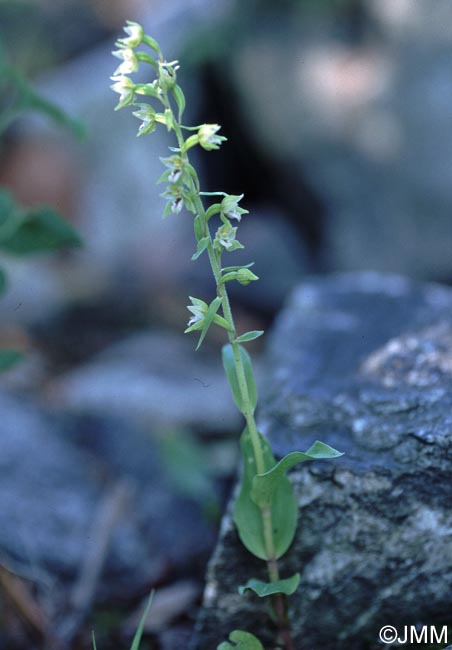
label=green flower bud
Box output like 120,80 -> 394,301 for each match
158,61 -> 179,91
236,268 -> 259,286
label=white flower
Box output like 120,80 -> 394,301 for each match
112,48 -> 138,75
186,297 -> 208,329
110,74 -> 135,106
198,124 -> 226,151
118,21 -> 144,48
221,194 -> 248,222
132,105 -> 156,136
171,197 -> 183,213
215,223 -> 237,250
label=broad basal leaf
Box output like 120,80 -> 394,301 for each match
233,427 -> 297,560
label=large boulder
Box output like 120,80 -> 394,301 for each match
193,273 -> 452,649
225,1 -> 452,281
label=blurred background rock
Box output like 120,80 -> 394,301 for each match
1,0 -> 452,647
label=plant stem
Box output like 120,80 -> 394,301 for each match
165,89 -> 295,650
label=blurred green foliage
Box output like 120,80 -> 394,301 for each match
0,31 -> 83,370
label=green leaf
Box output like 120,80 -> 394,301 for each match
0,349 -> 24,372
222,344 -> 257,414
0,267 -> 7,297
233,427 -> 297,560
0,59 -> 84,138
196,296 -> 222,350
91,631 -> 97,650
217,630 -> 264,650
239,573 -> 300,597
221,262 -> 255,273
251,442 -> 344,508
130,591 -> 154,650
235,331 -> 264,344
0,207 -> 81,254
173,84 -> 186,121
191,236 -> 209,260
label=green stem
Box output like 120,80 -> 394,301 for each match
163,87 -> 294,649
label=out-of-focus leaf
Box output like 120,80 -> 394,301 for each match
0,349 -> 24,372
0,207 -> 81,254
130,591 -> 154,650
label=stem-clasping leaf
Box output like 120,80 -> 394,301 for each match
239,573 -> 300,597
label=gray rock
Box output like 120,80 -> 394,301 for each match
193,273 -> 452,650
48,331 -> 241,431
227,3 -> 452,280
0,390 -> 214,602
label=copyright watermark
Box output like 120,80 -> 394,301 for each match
379,625 -> 448,645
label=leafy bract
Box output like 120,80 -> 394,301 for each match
235,330 -> 263,344
239,573 -> 300,598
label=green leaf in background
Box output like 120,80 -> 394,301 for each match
233,427 -> 298,560
0,46 -> 85,139
0,206 -> 81,254
217,630 -> 264,650
159,430 -> 214,502
130,590 -> 154,650
0,349 -> 24,372
222,344 -> 257,414
239,573 -> 300,598
252,442 -> 343,509
0,267 -> 8,297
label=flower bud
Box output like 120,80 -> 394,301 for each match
158,61 -> 179,91
236,268 -> 259,286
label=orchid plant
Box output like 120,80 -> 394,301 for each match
111,22 -> 342,650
